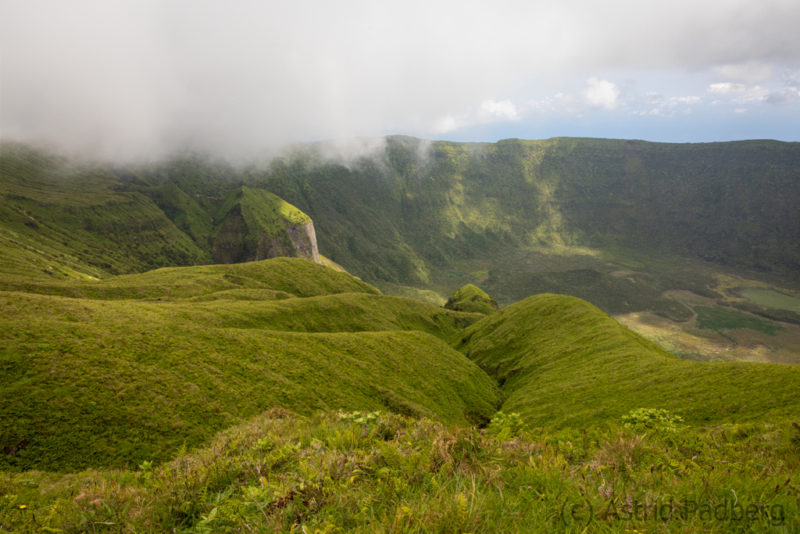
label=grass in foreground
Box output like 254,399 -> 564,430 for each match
1,409 -> 797,533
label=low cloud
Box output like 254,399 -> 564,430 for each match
707,82 -> 769,104
708,82 -> 748,94
432,98 -> 519,134
1,0 -> 799,159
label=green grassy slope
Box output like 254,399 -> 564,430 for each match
5,137 -> 798,310
0,259 -> 498,472
0,144 -> 322,282
457,293 -> 800,429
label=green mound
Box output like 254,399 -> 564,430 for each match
0,259 -> 498,471
444,284 -> 499,314
457,293 -> 800,429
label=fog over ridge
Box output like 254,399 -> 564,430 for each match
1,0 -> 799,162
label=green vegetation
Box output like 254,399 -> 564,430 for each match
0,144 -> 319,282
3,137 -> 800,532
0,257 -> 377,300
0,258 -> 497,472
3,137 -> 798,322
621,407 -> 684,434
695,305 -> 786,335
457,294 -> 800,429
1,410 -> 797,532
256,137 -> 800,287
0,143 -> 209,279
444,284 -> 499,315
741,288 -> 800,312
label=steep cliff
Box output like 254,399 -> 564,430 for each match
211,186 -> 321,264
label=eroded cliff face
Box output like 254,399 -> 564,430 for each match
287,221 -> 321,263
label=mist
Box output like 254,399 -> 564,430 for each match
2,0 -> 799,162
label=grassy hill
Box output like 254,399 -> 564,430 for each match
211,185 -> 318,264
0,258 -> 498,472
457,293 -> 800,429
4,137 -> 798,313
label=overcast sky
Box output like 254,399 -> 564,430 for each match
1,0 -> 799,160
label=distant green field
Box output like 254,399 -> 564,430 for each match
694,305 -> 785,335
741,288 -> 800,312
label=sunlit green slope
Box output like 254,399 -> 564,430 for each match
0,259 -> 498,471
457,293 -> 800,428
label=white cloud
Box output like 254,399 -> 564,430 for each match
1,0 -> 799,157
480,99 -> 519,121
433,115 -> 462,134
707,82 -> 769,104
431,98 -> 520,134
629,93 -> 701,117
583,77 -> 620,110
708,82 -> 747,94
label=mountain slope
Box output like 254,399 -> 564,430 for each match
255,137 -> 800,287
0,143 -> 209,278
456,293 -> 800,428
0,144 -> 323,281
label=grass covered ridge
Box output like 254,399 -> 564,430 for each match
457,293 -> 800,429
0,258 -> 498,472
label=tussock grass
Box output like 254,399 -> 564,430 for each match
2,410 -> 797,532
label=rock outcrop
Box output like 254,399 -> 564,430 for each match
211,186 -> 322,264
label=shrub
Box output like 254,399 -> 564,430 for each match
485,411 -> 524,440
621,408 -> 683,433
